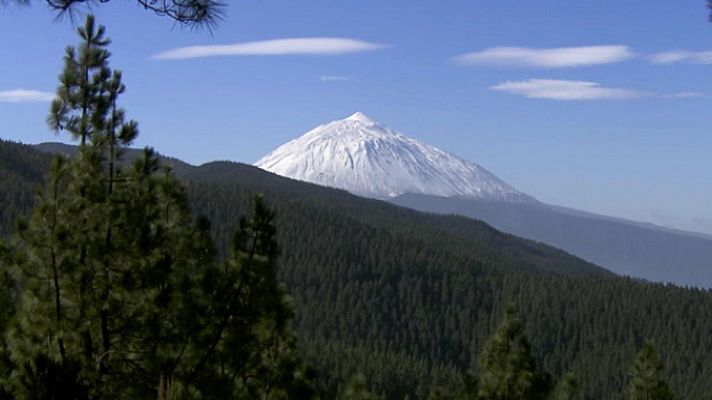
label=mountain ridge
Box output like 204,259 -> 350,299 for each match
392,193 -> 712,288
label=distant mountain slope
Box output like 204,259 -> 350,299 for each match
255,112 -> 534,202
390,194 -> 712,288
184,161 -> 611,277
3,139 -> 712,399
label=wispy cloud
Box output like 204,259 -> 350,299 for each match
491,79 -> 640,101
453,45 -> 634,68
319,75 -> 350,81
664,91 -> 706,98
0,89 -> 54,103
153,38 -> 386,60
649,50 -> 712,64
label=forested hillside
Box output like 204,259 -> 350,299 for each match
0,140 -> 50,235
2,139 -> 712,399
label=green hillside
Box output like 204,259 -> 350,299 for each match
1,139 -> 711,399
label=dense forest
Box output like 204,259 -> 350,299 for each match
1,14 -> 712,400
3,138 -> 712,399
165,161 -> 712,400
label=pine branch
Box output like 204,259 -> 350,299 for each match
39,0 -> 226,29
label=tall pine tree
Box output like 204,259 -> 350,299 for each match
472,304 -> 551,400
47,13 -> 110,146
628,341 -> 674,400
459,305 -> 566,400
173,196 -> 314,398
1,14 -> 312,399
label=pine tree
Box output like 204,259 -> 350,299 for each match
1,14 -> 313,399
174,195 -> 314,398
549,373 -> 578,400
47,13 -> 110,146
464,304 -> 552,400
340,374 -> 380,400
628,341 -> 674,400
2,18 -> 191,394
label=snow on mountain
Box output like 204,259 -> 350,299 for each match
255,112 -> 536,202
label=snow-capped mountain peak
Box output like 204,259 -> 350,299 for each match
255,113 -> 536,202
345,111 -> 376,123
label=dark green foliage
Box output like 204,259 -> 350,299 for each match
34,141 -> 196,177
628,342 -> 674,400
456,307 -> 577,400
339,374 -> 380,400
0,140 -> 51,237
3,147 -> 712,399
0,242 -> 14,400
3,143 -> 712,399
174,164 -> 712,399
551,374 -> 578,400
0,15 -> 311,399
175,196 -> 314,399
468,305 -> 552,400
182,167 -> 712,400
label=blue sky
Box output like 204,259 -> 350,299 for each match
1,0 -> 712,234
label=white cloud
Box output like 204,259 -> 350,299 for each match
649,50 -> 712,64
319,75 -> 350,81
491,79 -> 639,101
453,45 -> 634,68
153,38 -> 386,60
0,89 -> 54,103
664,91 -> 706,98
